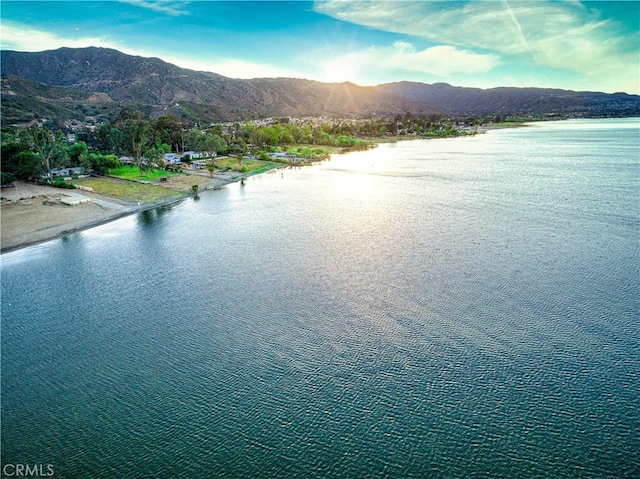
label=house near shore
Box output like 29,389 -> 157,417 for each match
268,152 -> 304,163
182,151 -> 201,161
164,153 -> 181,165
51,167 -> 85,177
268,152 -> 290,159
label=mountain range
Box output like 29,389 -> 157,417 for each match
2,47 -> 639,126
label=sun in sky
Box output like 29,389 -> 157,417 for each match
0,1 -> 638,94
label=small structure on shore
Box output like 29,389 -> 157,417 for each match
59,196 -> 90,206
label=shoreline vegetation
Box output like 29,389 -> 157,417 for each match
0,113 -> 570,253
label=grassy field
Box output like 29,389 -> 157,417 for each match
214,158 -> 280,173
108,165 -> 182,182
284,145 -> 333,159
244,163 -> 283,175
75,177 -> 187,204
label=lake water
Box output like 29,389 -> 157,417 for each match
2,118 -> 639,478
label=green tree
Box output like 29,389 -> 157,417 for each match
154,115 -> 183,153
241,123 -> 256,144
184,128 -> 201,152
122,119 -> 152,174
68,141 -> 89,165
143,147 -> 164,170
75,127 -> 99,150
7,151 -> 40,180
96,122 -> 124,154
21,127 -> 68,181
196,133 -> 226,168
1,133 -> 32,181
80,153 -> 121,175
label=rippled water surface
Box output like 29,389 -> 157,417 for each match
2,118 -> 639,478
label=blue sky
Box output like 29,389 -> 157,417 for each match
1,1 -> 639,94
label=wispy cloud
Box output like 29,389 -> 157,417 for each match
2,1 -> 637,94
0,22 -> 306,80
0,22 -> 120,52
119,0 -> 191,16
313,0 -> 640,92
315,42 -> 500,84
313,1 -> 604,56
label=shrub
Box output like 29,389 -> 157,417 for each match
38,178 -> 76,189
51,180 -> 76,189
1,172 -> 15,186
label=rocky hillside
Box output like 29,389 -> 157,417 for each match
1,47 -> 443,123
2,47 -> 638,126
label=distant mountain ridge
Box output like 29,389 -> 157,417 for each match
377,81 -> 640,117
2,47 -> 639,125
0,47 -> 445,123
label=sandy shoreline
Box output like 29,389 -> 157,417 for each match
1,182 -> 138,253
2,130 -> 511,254
0,172 -> 241,254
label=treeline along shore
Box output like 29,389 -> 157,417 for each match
0,110 -> 555,252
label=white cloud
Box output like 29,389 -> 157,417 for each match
313,0 -> 640,92
313,1 -> 594,55
317,42 -> 499,84
0,22 -> 120,52
162,56 -> 307,79
0,22 -> 307,81
118,0 -> 191,16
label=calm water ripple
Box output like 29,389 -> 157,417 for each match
2,118 -> 639,478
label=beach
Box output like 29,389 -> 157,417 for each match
0,171 -> 240,253
0,182 -> 138,253
0,133 -> 501,254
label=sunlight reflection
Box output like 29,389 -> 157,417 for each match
79,214 -> 138,243
1,242 -> 55,267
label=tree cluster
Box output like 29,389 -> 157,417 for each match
1,129 -> 119,184
1,108 -> 497,185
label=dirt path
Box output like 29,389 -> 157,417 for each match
1,182 -> 137,253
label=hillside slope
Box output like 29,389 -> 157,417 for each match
377,81 -> 640,116
2,47 -> 638,124
0,47 -> 444,121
